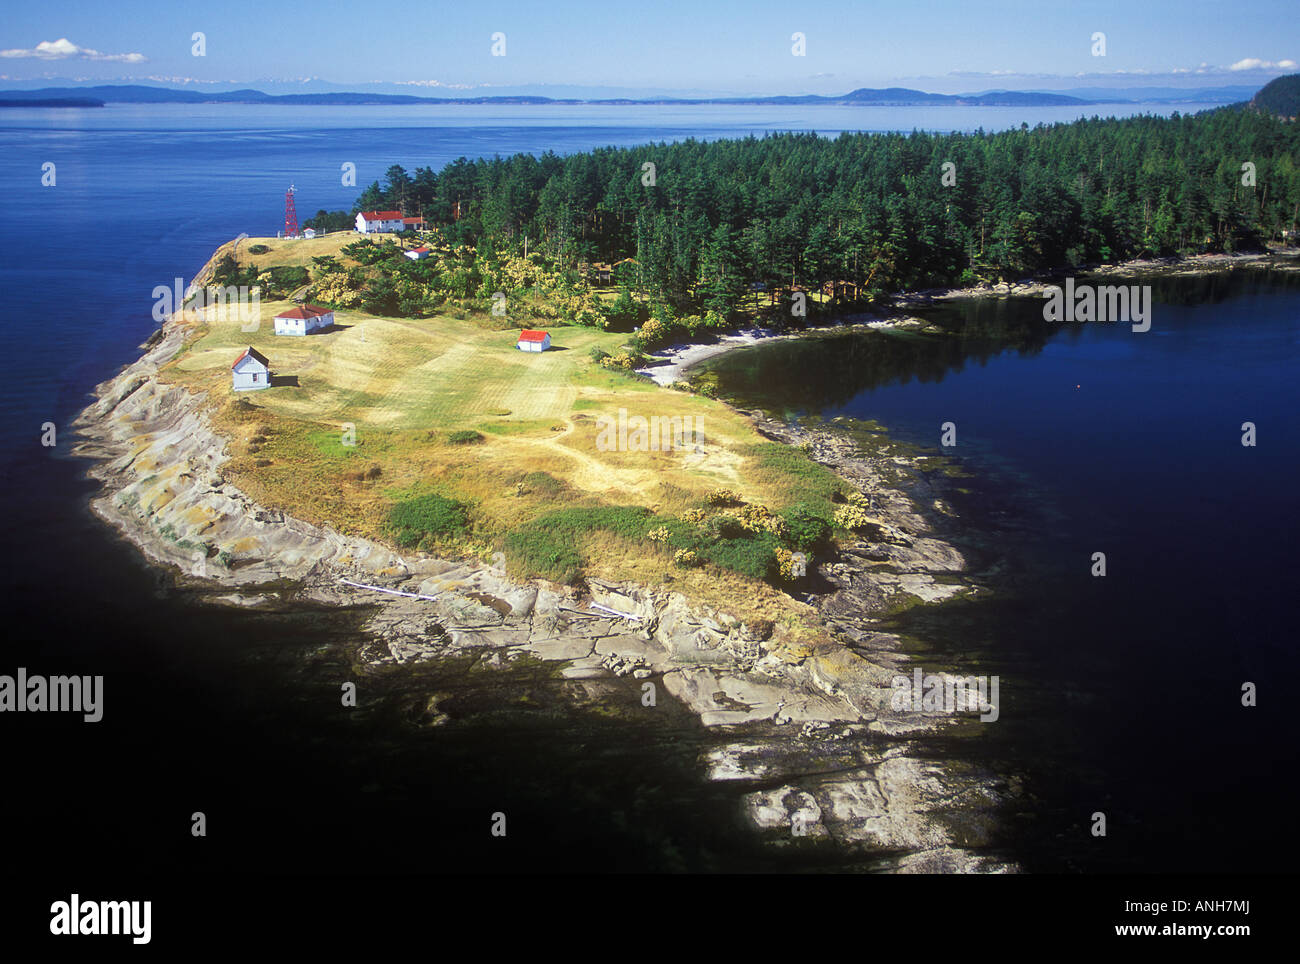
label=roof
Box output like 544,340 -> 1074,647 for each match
517,329 -> 550,343
232,346 -> 269,370
275,304 -> 331,319
410,246 -> 429,253
402,217 -> 426,223
359,210 -> 403,221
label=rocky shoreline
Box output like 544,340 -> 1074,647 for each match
638,248 -> 1300,386
71,272 -> 1029,873
893,247 -> 1300,306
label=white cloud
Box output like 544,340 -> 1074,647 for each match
951,57 -> 1294,83
1229,58 -> 1297,72
0,37 -> 145,63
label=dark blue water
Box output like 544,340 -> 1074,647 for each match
0,103 -> 1275,875
8,104 -> 924,877
0,100 -> 1219,450
703,274 -> 1300,871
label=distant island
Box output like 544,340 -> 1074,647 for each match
0,83 -> 1118,108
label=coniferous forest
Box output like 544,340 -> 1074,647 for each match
306,104 -> 1300,322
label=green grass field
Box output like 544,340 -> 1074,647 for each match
176,301 -> 619,429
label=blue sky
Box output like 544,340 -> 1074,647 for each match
1,0 -> 1297,94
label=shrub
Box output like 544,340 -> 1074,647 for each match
781,505 -> 832,551
388,494 -> 470,546
448,430 -> 485,445
673,548 -> 700,568
703,513 -> 748,540
704,488 -> 742,507
598,349 -> 645,371
698,532 -> 779,580
603,289 -> 647,331
503,528 -> 581,583
774,547 -> 807,582
833,502 -> 877,532
647,526 -> 671,544
725,504 -> 788,539
635,315 -> 674,351
259,265 -> 309,298
247,244 -> 270,255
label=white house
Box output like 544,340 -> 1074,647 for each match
231,346 -> 271,391
274,304 -> 334,336
302,227 -> 317,239
516,329 -> 551,352
355,210 -> 405,234
404,246 -> 430,261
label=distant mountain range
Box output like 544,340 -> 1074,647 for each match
0,82 -> 1261,109
0,81 -> 1273,109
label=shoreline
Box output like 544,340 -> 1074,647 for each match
71,250 -> 1024,871
639,247 -> 1300,385
67,241 -> 1299,872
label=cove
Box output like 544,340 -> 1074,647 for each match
697,266 -> 1300,872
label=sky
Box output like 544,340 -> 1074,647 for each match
1,0 -> 1297,95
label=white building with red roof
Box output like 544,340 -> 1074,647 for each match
231,346 -> 271,391
404,246 -> 430,260
516,329 -> 551,352
273,304 -> 335,336
355,210 -> 405,234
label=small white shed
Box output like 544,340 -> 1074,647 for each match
274,304 -> 334,336
516,329 -> 551,352
231,346 -> 271,391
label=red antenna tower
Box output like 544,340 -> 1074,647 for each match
284,184 -> 299,238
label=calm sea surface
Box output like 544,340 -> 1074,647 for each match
702,272 -> 1300,871
1,100 -> 1265,874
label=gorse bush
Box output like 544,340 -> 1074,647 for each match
704,488 -> 742,507
774,546 -> 803,582
833,502 -> 877,532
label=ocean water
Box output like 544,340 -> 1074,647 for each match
0,100 -> 1252,875
0,100 -> 1217,449
701,271 -> 1300,871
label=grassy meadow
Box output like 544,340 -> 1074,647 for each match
162,236 -> 852,630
